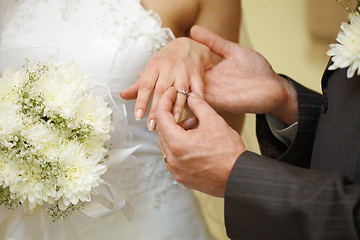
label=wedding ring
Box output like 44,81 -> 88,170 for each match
163,154 -> 167,163
176,89 -> 190,97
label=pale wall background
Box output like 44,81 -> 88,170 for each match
242,0 -> 346,93
196,0 -> 348,239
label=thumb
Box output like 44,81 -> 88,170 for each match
187,92 -> 221,125
190,25 -> 233,58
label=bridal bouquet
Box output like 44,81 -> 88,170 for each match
0,60 -> 112,220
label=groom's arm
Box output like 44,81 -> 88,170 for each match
225,151 -> 360,240
256,75 -> 323,168
223,76 -> 360,240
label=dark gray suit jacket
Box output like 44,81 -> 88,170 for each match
225,63 -> 360,239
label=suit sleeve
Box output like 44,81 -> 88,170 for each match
256,75 -> 323,168
224,76 -> 360,239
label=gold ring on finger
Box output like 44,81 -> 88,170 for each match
163,154 -> 167,163
176,89 -> 190,97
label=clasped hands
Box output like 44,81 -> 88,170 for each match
120,25 -> 298,197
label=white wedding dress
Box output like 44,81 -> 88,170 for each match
0,0 -> 211,239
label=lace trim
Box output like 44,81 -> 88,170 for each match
59,0 -> 83,20
96,0 -> 175,54
5,0 -> 174,55
5,0 -> 83,22
115,155 -> 180,208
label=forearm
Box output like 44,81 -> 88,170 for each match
197,0 -> 240,43
270,74 -> 299,126
257,75 -> 323,167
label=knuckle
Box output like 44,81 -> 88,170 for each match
151,56 -> 176,69
147,58 -> 161,68
154,110 -> 161,120
174,105 -> 184,113
191,66 -> 202,76
139,80 -> 154,91
173,81 -> 189,92
154,85 -> 168,95
175,61 -> 187,71
173,106 -> 185,116
173,174 -> 184,184
166,158 -> 180,174
169,142 -> 184,158
164,58 -> 176,67
171,37 -> 188,48
147,110 -> 155,119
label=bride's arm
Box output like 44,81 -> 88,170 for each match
195,0 -> 240,42
120,0 -> 241,131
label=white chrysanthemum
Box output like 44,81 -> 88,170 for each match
327,11 -> 360,78
56,142 -> 107,210
82,133 -> 111,157
13,174 -> 57,210
73,94 -> 112,155
75,94 -> 112,133
0,151 -> 57,210
21,122 -> 57,151
0,68 -> 28,103
32,61 -> 91,119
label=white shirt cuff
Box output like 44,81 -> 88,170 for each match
265,114 -> 298,146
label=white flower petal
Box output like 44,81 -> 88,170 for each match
327,12 -> 360,78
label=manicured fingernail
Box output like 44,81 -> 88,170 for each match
174,112 -> 181,123
135,109 -> 144,120
148,119 -> 156,131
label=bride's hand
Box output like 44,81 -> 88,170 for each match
119,37 -> 213,131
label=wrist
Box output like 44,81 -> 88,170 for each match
271,75 -> 298,126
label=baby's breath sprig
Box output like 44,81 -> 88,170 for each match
0,187 -> 18,210
68,123 -> 94,143
46,201 -> 85,222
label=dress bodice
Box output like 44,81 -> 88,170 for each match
1,0 -> 174,87
0,1 -> 211,239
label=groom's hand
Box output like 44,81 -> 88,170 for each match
190,25 -> 299,126
155,87 -> 246,197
